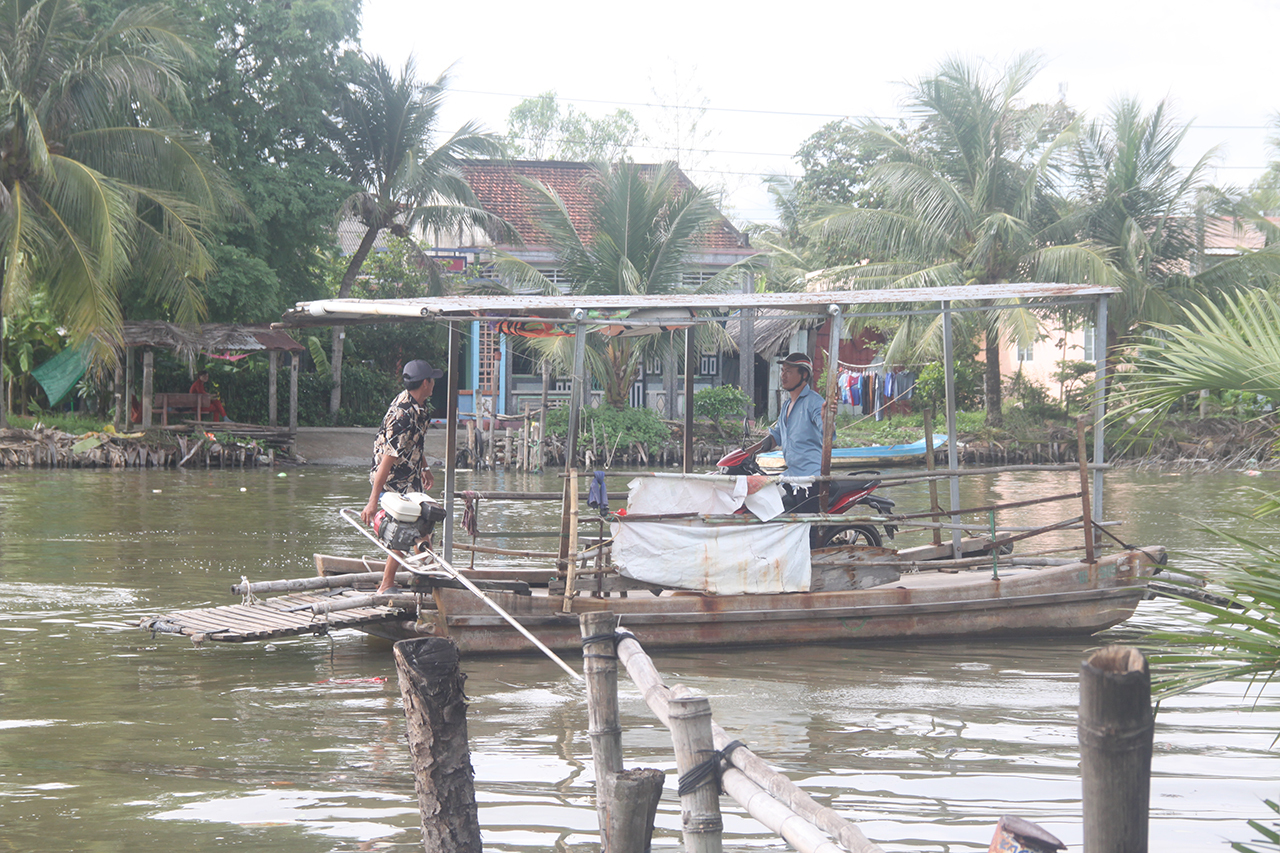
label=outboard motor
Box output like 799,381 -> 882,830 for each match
371,492 -> 447,552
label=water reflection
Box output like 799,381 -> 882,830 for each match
0,464 -> 1277,852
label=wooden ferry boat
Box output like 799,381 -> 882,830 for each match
305,545 -> 1163,653
143,284 -> 1167,654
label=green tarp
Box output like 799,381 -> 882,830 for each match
31,344 -> 90,407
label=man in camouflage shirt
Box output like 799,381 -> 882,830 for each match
361,359 -> 443,594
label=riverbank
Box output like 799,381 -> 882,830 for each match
2,415 -> 1276,470
0,423 -> 287,468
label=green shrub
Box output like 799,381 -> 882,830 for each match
693,385 -> 750,436
1003,369 -> 1067,420
545,404 -> 671,453
915,359 -> 982,412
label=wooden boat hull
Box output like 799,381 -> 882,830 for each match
344,547 -> 1162,653
756,435 -> 949,470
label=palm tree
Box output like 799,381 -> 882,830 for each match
1069,98 -> 1252,353
806,54 -> 1109,426
328,55 -> 512,422
0,0 -> 234,426
493,162 -> 736,407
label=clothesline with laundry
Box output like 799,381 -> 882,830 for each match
834,367 -> 917,421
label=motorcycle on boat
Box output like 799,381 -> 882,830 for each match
713,447 -> 898,549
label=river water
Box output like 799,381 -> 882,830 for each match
1,463 -> 1277,852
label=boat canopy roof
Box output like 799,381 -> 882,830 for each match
275,283 -> 1120,329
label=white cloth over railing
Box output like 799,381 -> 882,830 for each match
612,476 -> 810,594
623,474 -> 785,521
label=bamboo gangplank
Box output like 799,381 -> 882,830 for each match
874,462 -> 1113,484
617,631 -> 884,853
838,550 -> 1096,572
233,570 -> 404,596
452,543 -> 559,559
452,490 -> 627,502
309,593 -> 418,615
888,491 -> 1082,521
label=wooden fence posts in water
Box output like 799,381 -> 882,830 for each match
606,616 -> 887,853
389,627 -> 1151,853
392,637 -> 482,853
580,611 -> 664,853
1079,645 -> 1153,853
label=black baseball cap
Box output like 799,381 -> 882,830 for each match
402,359 -> 443,385
777,352 -> 813,375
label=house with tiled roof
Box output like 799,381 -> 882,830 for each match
421,160 -> 761,419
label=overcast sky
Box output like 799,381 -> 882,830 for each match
360,0 -> 1279,224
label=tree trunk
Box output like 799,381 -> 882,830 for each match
984,330 -> 1003,427
330,225 -> 382,422
0,309 -> 7,429
0,272 -> 7,429
604,341 -> 643,408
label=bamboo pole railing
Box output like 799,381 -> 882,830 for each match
599,619 -> 885,853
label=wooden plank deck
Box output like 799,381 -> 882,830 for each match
139,588 -> 413,643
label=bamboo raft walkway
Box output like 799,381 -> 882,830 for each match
139,578 -> 414,643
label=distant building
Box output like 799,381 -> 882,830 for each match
1001,215 -> 1279,405
423,160 -> 758,419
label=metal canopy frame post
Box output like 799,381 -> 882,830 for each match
820,305 -> 843,512
1092,295 -> 1109,537
559,315 -> 588,569
684,327 -> 695,473
443,320 -> 461,563
739,270 -> 756,423
565,314 -> 588,469
941,302 -> 963,558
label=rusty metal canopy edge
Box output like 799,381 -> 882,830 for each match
123,321 -> 305,353
275,283 -> 1120,328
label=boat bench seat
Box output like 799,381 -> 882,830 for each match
154,392 -> 212,426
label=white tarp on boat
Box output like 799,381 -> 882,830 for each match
612,476 -> 807,594
624,474 -> 785,521
612,518 -> 812,594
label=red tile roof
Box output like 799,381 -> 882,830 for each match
458,160 -> 751,254
1202,216 -> 1280,255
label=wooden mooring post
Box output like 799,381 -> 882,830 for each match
669,690 -> 724,853
1079,645 -> 1153,853
580,612 -> 663,853
392,637 -> 481,853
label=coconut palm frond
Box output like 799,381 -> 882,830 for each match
490,252 -> 560,296
0,0 -> 232,369
1143,523 -> 1280,698
1027,242 -> 1114,287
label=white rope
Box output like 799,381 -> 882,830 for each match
240,575 -> 260,606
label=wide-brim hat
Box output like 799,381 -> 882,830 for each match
402,359 -> 444,384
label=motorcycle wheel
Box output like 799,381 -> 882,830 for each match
811,523 -> 883,549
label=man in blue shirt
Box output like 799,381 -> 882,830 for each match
746,352 -> 827,478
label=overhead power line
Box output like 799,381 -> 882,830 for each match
459,87 -> 1279,132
